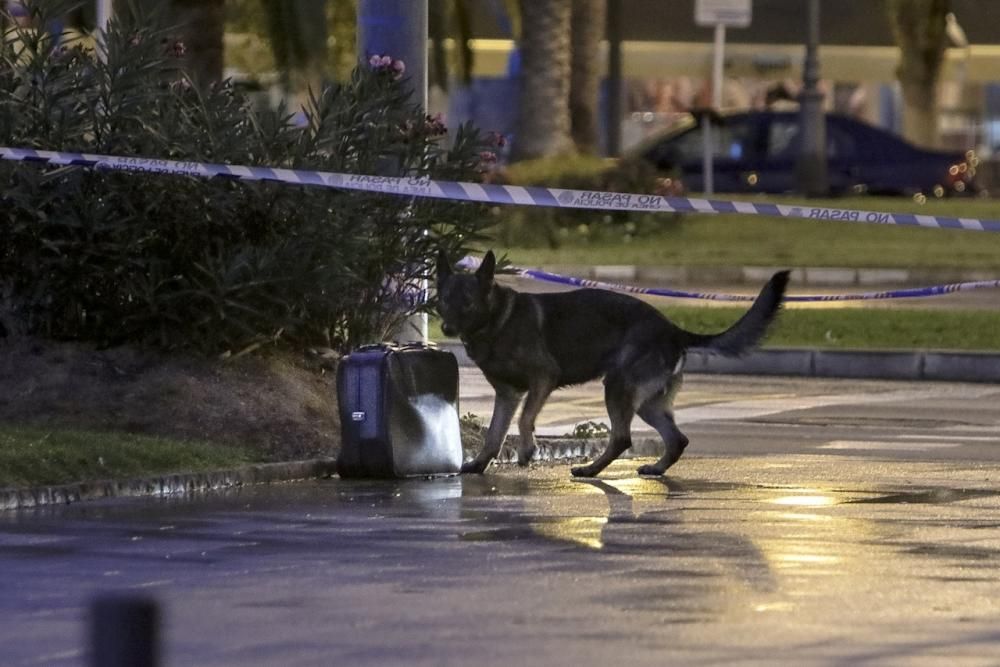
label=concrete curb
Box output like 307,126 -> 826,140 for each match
0,438 -> 671,513
441,342 -> 1000,384
0,458 -> 338,512
541,264 -> 1000,288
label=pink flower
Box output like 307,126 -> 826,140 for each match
424,113 -> 447,136
479,151 -> 497,164
488,131 -> 507,148
162,39 -> 185,58
369,54 -> 382,67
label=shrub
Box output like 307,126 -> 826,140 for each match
0,0 -> 495,355
492,154 -> 683,248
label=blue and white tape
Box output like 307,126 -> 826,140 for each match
2,146 -> 999,232
456,256 -> 1000,303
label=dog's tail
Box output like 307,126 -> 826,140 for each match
682,270 -> 790,356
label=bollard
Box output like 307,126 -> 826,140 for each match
90,594 -> 160,667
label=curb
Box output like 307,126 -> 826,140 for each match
441,342 -> 1000,384
0,438 -> 670,513
0,458 -> 338,512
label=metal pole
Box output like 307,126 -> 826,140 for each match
796,0 -> 827,196
96,0 -> 112,60
703,23 -> 725,195
357,0 -> 428,109
357,0 -> 429,343
606,0 -> 623,157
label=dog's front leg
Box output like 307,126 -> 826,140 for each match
463,386 -> 523,474
516,380 -> 555,466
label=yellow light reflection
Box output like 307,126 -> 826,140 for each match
531,517 -> 607,550
777,512 -> 834,522
773,553 -> 841,565
768,492 -> 837,507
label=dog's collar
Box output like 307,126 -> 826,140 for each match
460,287 -> 515,350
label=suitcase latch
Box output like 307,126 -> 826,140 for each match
351,411 -> 366,422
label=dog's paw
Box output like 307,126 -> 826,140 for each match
636,464 -> 665,477
516,445 -> 536,467
570,465 -> 595,478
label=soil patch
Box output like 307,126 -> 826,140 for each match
0,338 -> 340,461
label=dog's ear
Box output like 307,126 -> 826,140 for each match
436,249 -> 452,286
476,250 -> 496,288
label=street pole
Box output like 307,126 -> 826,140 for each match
796,0 -> 827,196
357,1 -> 429,343
96,0 -> 112,60
703,23 -> 726,195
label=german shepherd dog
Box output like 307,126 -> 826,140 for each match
437,250 -> 790,478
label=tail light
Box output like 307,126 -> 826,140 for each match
945,150 -> 977,193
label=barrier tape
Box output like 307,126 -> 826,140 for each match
2,146 -> 1000,232
456,256 -> 1000,303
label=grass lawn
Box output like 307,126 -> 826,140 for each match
0,427 -> 254,489
429,305 -> 1000,351
665,305 -> 1000,351
493,195 -> 1000,269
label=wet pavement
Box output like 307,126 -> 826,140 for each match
2,376 -> 1000,666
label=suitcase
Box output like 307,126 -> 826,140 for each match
336,343 -> 462,478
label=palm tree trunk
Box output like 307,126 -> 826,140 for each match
262,0 -> 329,95
177,0 -> 225,89
570,0 -> 605,154
887,0 -> 951,148
513,0 -> 574,161
127,0 -> 225,89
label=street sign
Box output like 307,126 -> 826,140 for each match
695,0 -> 752,27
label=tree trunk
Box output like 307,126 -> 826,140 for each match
175,0 -> 225,90
570,0 -> 605,154
887,0 -> 951,148
513,0 -> 574,161
127,0 -> 225,89
262,0 -> 329,97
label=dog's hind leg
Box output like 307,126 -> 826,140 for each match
463,385 -> 523,474
635,377 -> 689,476
516,379 -> 555,466
570,376 -> 635,478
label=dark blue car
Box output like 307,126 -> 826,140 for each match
634,111 -> 978,197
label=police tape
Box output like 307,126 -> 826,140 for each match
456,256 -> 1000,303
2,146 -> 999,232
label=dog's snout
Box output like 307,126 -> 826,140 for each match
440,322 -> 457,337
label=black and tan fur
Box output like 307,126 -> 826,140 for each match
437,250 -> 789,478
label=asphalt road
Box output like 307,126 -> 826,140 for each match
2,375 -> 1000,666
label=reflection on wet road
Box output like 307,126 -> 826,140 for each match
2,454 -> 999,666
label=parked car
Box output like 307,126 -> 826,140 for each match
631,111 -> 979,197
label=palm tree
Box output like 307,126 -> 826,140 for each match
887,0 -> 951,148
570,0 -> 605,154
512,0 -> 574,160
261,0 -> 329,96
120,0 -> 225,89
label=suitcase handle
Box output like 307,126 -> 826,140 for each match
354,341 -> 437,353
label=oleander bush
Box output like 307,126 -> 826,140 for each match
0,0 -> 495,355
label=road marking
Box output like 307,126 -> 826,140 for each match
821,440 -> 964,450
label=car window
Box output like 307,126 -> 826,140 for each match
767,119 -> 856,160
667,120 -> 756,162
